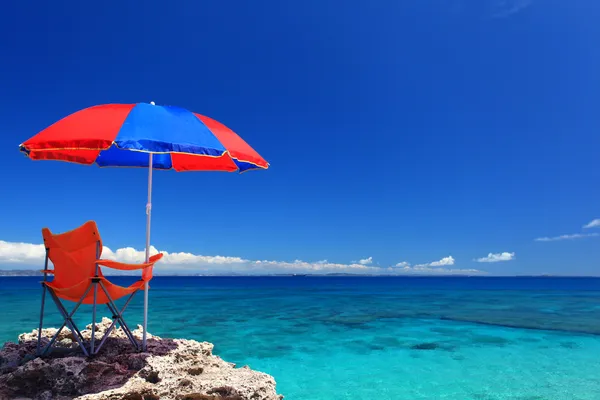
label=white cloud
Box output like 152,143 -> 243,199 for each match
0,240 -> 481,276
534,233 -> 599,242
102,246 -> 246,266
583,219 -> 600,229
0,240 -> 46,264
358,257 -> 373,265
475,252 -> 515,263
415,256 -> 455,268
101,246 -> 372,273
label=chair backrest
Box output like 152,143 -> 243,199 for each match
42,221 -> 104,288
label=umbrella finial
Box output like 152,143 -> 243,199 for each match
150,101 -> 156,106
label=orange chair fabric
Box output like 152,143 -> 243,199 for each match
42,221 -> 163,305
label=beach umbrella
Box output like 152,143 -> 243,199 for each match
19,102 -> 269,350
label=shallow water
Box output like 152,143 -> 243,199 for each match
1,276 -> 600,399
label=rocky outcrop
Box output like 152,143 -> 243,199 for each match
0,318 -> 282,400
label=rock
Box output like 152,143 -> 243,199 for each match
0,319 -> 283,400
188,367 -> 204,376
140,368 -> 161,384
410,342 -> 439,350
0,343 -> 22,373
38,391 -> 53,400
179,378 -> 193,388
207,386 -> 243,398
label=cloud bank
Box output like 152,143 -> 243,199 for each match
475,252 -> 515,263
0,240 -> 480,276
534,233 -> 599,242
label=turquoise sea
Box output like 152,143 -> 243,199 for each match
2,276 -> 600,399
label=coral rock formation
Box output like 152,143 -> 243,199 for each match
0,318 -> 282,400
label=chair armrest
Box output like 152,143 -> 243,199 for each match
96,253 -> 163,271
40,270 -> 54,274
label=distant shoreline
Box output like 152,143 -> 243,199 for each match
0,271 -> 599,278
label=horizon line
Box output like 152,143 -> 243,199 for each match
1,271 -> 600,278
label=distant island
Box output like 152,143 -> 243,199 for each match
0,270 -> 362,277
0,270 -> 591,278
0,270 -> 43,277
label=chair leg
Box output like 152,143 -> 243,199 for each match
93,286 -> 139,355
93,309 -> 119,355
106,299 -> 138,349
105,285 -> 139,349
37,252 -> 50,357
91,281 -> 98,355
94,302 -> 136,355
93,302 -> 137,354
36,284 -> 47,356
96,286 -> 138,353
40,286 -> 92,357
49,289 -> 88,344
99,282 -> 138,343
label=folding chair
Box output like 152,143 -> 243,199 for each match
37,221 -> 163,357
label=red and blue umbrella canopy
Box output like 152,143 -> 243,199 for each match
19,102 -> 269,172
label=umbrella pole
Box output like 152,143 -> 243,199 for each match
143,153 -> 153,351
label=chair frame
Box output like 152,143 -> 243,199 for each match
37,241 -> 143,357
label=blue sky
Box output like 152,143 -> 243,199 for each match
1,0 -> 599,275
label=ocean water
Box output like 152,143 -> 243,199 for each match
1,276 -> 600,399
